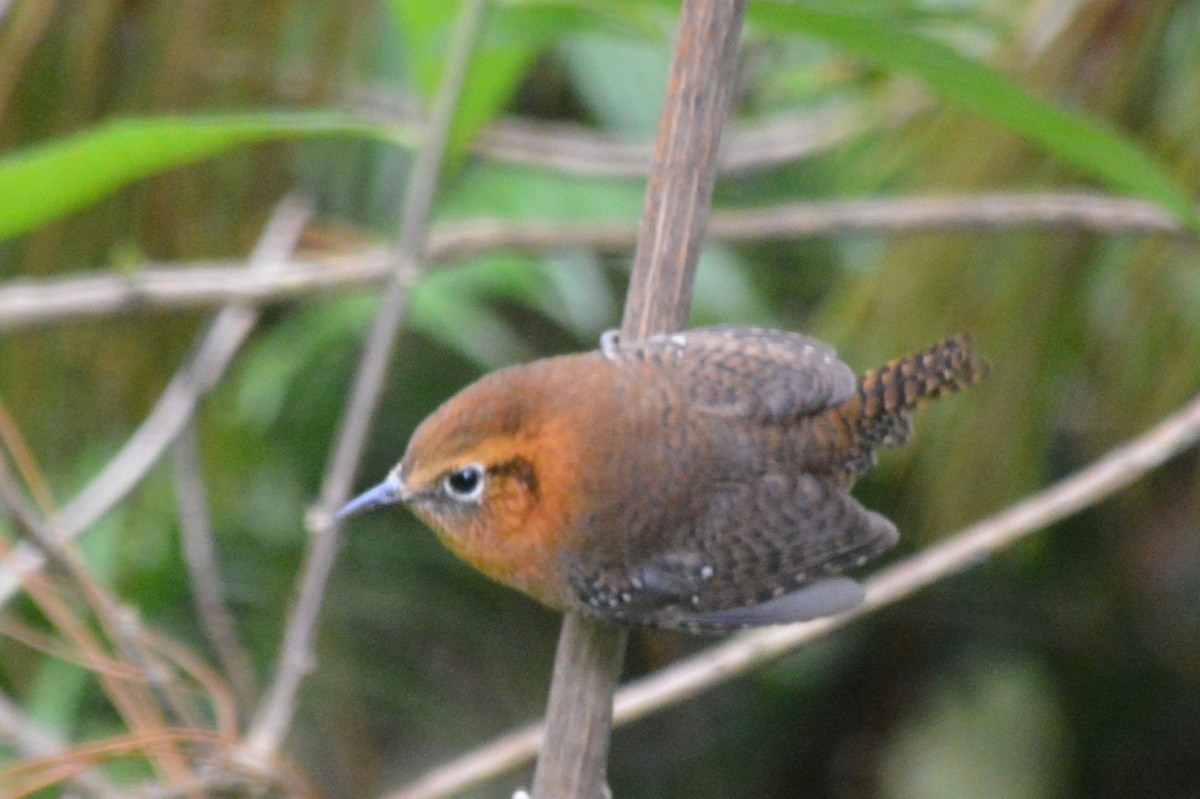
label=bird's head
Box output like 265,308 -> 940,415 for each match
336,362 -> 573,603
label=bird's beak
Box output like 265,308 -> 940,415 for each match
336,473 -> 409,521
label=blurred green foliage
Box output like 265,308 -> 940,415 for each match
1,1 -> 1199,798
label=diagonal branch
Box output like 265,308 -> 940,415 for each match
383,389 -> 1200,799
239,0 -> 489,767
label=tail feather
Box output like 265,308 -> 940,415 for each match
857,333 -> 987,419
820,335 -> 986,480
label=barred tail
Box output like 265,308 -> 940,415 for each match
818,335 -> 986,480
856,333 -> 987,420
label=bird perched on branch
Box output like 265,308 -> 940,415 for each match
339,326 -> 986,633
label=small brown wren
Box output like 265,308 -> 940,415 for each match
339,326 -> 985,632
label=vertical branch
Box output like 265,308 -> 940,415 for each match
530,612 -> 628,799
530,2 -> 747,798
622,0 -> 748,337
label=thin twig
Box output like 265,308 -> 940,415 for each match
0,197 -> 313,611
1,192 -> 1192,332
0,727 -> 239,798
171,423 -> 259,710
0,616 -> 138,679
239,0 -> 488,767
385,390 -> 1200,799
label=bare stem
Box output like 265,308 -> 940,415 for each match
622,0 -> 748,339
385,389 -> 1200,799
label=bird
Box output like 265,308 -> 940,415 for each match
338,326 -> 986,633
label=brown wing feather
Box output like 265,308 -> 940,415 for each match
569,473 -> 897,632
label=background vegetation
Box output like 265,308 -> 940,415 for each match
1,1 -> 1198,797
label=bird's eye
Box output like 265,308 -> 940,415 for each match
443,463 -> 485,502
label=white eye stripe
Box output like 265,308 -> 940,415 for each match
442,462 -> 485,503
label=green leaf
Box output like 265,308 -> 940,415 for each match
0,112 -> 410,241
751,4 -> 1197,226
